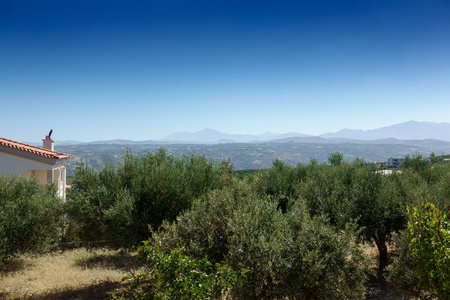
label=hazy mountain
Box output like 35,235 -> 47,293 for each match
320,121 -> 450,141
28,140 -> 87,147
268,136 -> 330,144
55,140 -> 87,146
87,139 -> 184,145
268,136 -> 450,147
160,128 -> 311,143
44,121 -> 450,146
88,139 -> 146,145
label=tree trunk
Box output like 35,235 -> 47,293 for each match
374,230 -> 388,275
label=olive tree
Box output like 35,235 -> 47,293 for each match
296,162 -> 409,273
151,182 -> 370,299
66,149 -> 233,247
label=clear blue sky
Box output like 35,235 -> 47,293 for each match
1,0 -> 449,142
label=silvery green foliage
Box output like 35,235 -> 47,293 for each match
0,176 -> 62,262
67,149 -> 233,248
152,182 -> 370,299
386,230 -> 422,298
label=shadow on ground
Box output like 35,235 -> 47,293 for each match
5,281 -> 132,300
0,257 -> 34,275
365,272 -> 398,300
74,251 -> 144,272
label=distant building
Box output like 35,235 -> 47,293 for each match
444,158 -> 450,164
376,169 -> 402,175
0,135 -> 70,200
387,157 -> 405,168
376,170 -> 393,175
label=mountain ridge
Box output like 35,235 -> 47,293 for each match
320,121 -> 450,141
161,121 -> 450,143
47,121 -> 450,146
160,128 -> 311,143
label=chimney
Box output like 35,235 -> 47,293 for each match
43,135 -> 54,151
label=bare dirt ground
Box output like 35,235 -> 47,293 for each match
362,244 -> 399,300
365,273 -> 400,300
1,247 -> 404,300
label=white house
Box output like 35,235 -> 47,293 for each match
387,157 -> 405,168
0,135 -> 70,200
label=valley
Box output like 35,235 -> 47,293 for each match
59,138 -> 450,175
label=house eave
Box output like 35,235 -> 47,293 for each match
0,145 -> 70,166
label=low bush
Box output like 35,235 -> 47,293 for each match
408,201 -> 450,299
386,230 -> 422,298
112,241 -> 246,300
0,176 -> 62,263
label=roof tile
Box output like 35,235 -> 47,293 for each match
0,137 -> 70,160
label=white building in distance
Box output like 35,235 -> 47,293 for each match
387,157 -> 405,168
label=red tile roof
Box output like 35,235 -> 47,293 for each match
0,137 -> 70,160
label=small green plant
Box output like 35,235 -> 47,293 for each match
408,201 -> 450,299
112,241 -> 246,299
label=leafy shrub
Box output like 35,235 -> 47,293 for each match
151,182 -> 370,299
295,162 -> 354,227
387,167 -> 450,297
328,151 -> 344,165
67,149 -> 233,247
408,201 -> 450,299
256,159 -> 308,213
401,155 -> 436,183
422,163 -> 450,211
386,230 -> 422,298
0,176 -> 62,262
112,241 -> 246,300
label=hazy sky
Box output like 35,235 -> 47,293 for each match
2,0 -> 450,142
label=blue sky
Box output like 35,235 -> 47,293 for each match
1,0 -> 450,142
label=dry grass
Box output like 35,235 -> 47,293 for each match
361,242 -> 381,268
0,248 -> 146,300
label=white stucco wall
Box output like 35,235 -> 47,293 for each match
25,169 -> 49,184
0,152 -> 54,175
53,167 -> 67,200
0,151 -> 68,200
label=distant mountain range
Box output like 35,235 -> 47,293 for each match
53,121 -> 450,146
159,121 -> 450,144
319,121 -> 450,141
51,121 -> 450,175
160,128 -> 311,144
